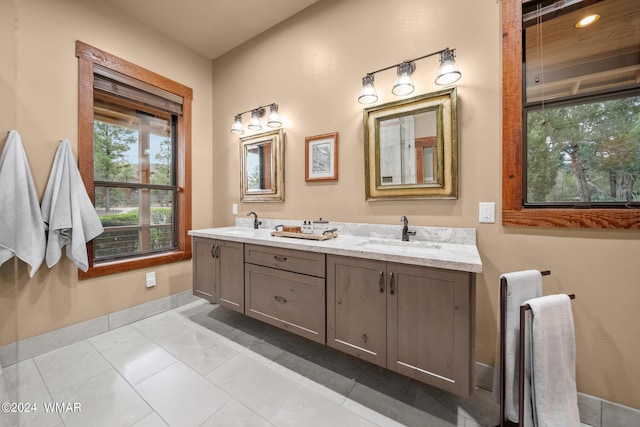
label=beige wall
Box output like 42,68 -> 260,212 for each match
211,0 -> 640,408
0,0 -> 212,349
1,0 -> 638,411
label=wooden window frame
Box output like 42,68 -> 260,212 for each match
76,41 -> 192,279
415,136 -> 437,184
501,0 -> 640,228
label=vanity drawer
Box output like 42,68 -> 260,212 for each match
244,244 -> 325,278
244,263 -> 325,344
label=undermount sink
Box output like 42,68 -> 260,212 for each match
359,238 -> 441,250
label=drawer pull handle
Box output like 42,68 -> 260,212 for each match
274,295 -> 287,304
274,255 -> 288,262
379,270 -> 385,293
362,334 -> 368,343
210,245 -> 216,258
389,272 -> 395,295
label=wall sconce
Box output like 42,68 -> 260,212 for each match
358,48 -> 461,105
231,103 -> 282,134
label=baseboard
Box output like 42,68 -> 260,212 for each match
475,361 -> 640,427
0,290 -> 199,368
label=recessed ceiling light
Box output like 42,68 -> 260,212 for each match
575,14 -> 601,28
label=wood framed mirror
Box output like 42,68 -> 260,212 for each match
240,129 -> 284,202
364,88 -> 458,200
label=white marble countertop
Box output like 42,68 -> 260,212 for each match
189,219 -> 482,273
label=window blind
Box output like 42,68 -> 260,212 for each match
93,64 -> 183,115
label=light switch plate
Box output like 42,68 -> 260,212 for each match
479,202 -> 496,223
232,203 -> 238,215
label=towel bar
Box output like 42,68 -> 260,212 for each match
496,269 -> 551,427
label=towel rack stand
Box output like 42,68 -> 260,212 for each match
497,270 -> 549,427
496,270 -> 576,427
517,293 -> 575,425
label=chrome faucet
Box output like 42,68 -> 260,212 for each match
247,211 -> 262,229
400,215 -> 416,241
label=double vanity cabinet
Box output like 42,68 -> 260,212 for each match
190,222 -> 482,397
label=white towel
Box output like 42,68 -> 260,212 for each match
526,294 -> 580,427
41,139 -> 103,272
0,131 -> 46,277
492,270 -> 543,423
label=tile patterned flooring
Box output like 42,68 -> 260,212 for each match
0,299 -> 509,427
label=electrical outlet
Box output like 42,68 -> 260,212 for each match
145,272 -> 156,288
232,203 -> 238,215
479,202 -> 496,223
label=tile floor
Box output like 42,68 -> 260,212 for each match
0,299 -> 567,427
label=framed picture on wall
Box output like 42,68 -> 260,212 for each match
305,132 -> 339,182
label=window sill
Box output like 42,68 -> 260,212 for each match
78,250 -> 192,280
502,208 -> 640,229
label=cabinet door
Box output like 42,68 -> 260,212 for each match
192,237 -> 215,302
216,240 -> 245,313
386,263 -> 475,397
327,255 -> 387,367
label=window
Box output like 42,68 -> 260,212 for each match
76,41 -> 192,278
502,0 -> 640,228
93,95 -> 176,260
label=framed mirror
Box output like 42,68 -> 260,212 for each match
364,88 -> 457,200
240,128 -> 284,202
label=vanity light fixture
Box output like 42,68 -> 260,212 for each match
230,103 -> 282,134
358,47 -> 461,105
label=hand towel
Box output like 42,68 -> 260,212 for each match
41,139 -> 103,272
0,130 -> 46,277
526,294 -> 580,427
492,270 -> 543,423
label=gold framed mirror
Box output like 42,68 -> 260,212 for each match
364,88 -> 457,200
240,128 -> 284,202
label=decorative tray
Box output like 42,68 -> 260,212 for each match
270,231 -> 338,241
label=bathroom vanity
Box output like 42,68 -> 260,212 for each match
189,219 -> 482,397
